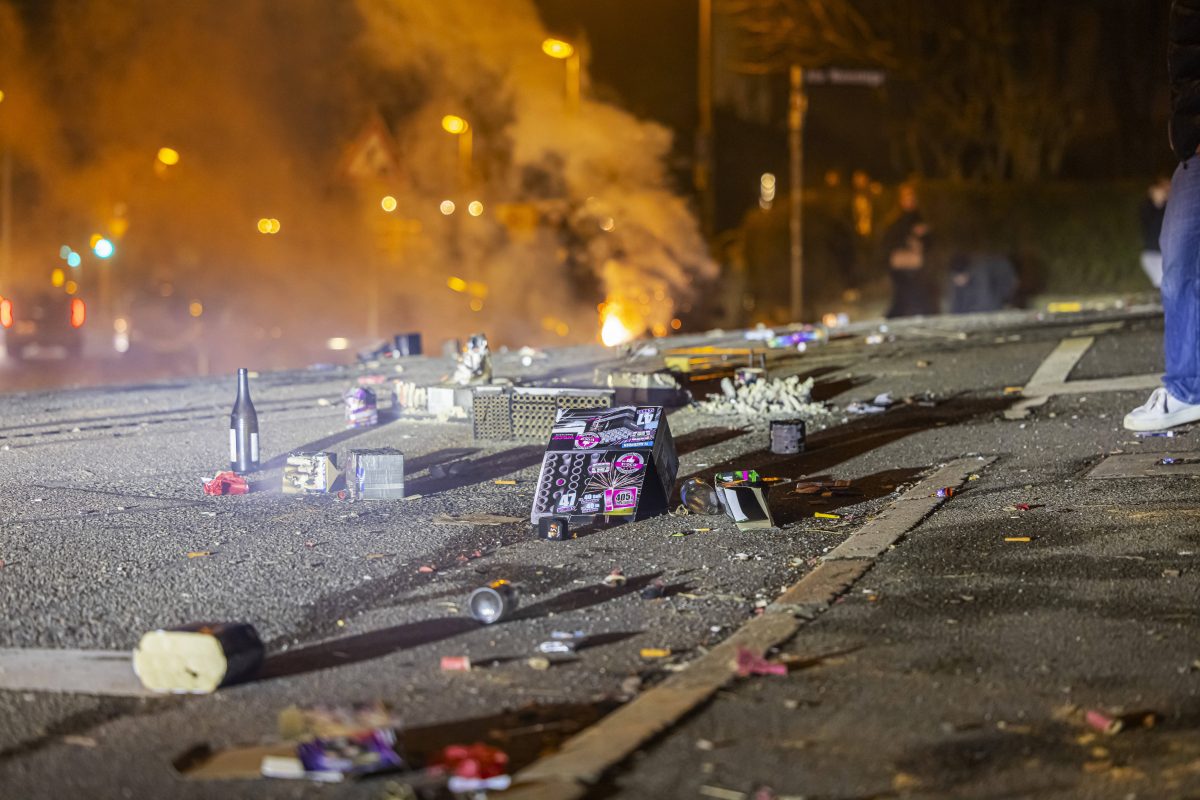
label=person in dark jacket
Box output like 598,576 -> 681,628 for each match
880,183 -> 937,318
1126,0 -> 1200,430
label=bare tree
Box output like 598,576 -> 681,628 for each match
724,0 -> 1102,183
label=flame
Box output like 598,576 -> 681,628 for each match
600,308 -> 636,347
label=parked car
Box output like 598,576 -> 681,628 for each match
0,289 -> 86,359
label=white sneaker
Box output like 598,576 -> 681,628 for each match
1123,387 -> 1200,431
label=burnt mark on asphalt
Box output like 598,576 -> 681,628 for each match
769,467 -> 926,526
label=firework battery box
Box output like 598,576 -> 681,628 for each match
530,405 -> 678,527
347,448 -> 405,500
283,452 -> 339,494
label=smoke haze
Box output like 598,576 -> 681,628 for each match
0,0 -> 713,373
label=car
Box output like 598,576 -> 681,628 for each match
0,289 -> 86,359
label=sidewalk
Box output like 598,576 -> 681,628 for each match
603,381 -> 1200,798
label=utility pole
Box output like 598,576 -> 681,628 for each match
696,0 -> 715,240
788,64 -> 807,322
1,146 -> 10,287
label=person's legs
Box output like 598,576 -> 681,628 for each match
1162,158 -> 1200,403
1125,158 -> 1200,430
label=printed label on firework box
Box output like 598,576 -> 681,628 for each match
530,406 -> 678,526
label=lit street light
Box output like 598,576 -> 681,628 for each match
441,115 -> 473,189
542,38 -> 581,114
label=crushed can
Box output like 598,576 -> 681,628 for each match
468,580 -> 518,624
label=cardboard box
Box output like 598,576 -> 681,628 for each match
530,406 -> 678,527
282,452 -> 338,494
347,448 -> 405,500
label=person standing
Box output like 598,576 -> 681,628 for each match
1125,0 -> 1200,430
1139,176 -> 1170,288
881,183 -> 936,318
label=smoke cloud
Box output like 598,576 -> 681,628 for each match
0,0 -> 713,373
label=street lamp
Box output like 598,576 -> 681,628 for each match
441,115 -> 473,189
542,38 -> 581,114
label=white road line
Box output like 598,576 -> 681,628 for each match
1003,336 -> 1159,420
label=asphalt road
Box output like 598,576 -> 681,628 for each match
1,304 -> 1195,799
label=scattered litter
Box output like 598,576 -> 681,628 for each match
1163,568 -> 1182,578
846,393 -> 894,415
769,325 -> 826,349
551,630 -> 585,640
493,479 -> 517,485
700,785 -> 747,800
417,565 -> 436,574
187,551 -> 213,559
1004,536 -> 1032,543
691,375 -> 832,422
735,647 -> 788,677
715,471 -> 775,530
269,728 -> 406,782
538,516 -> 572,541
468,581 -> 518,624
440,656 -> 471,672
347,449 -> 405,500
449,775 -> 512,793
640,580 -> 667,600
1136,431 -> 1177,438
432,513 -> 522,526
537,641 -> 574,654
936,487 -> 955,498
343,387 -> 378,429
681,478 -> 721,515
640,648 -> 671,659
133,622 -> 263,694
452,333 -> 493,385
1003,386 -> 1023,395
813,512 -> 840,520
603,570 -> 627,588
916,360 -> 930,368
769,419 -> 806,454
1085,709 -> 1158,735
283,452 -> 338,494
61,735 -> 98,748
430,742 -> 508,784
203,471 -> 249,496
527,657 -> 551,670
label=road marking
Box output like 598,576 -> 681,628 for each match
500,456 -> 993,800
1004,337 -> 1159,419
0,648 -> 154,697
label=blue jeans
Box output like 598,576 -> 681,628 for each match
1162,157 -> 1200,403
